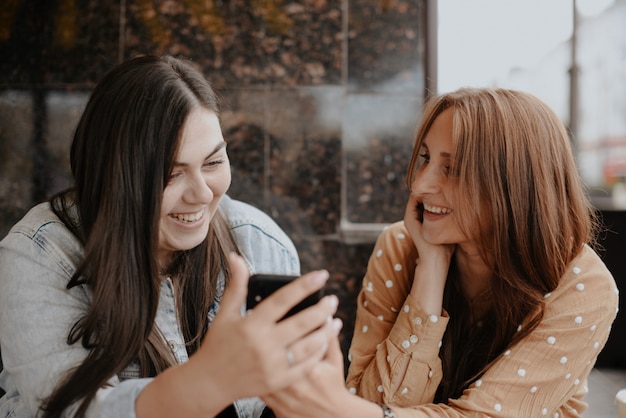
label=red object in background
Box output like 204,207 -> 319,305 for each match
603,155 -> 626,184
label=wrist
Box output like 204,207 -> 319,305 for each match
409,263 -> 446,316
378,403 -> 397,418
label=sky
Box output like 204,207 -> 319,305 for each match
437,0 -> 615,93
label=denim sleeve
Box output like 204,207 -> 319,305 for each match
226,201 -> 301,276
0,222 -> 155,418
0,221 -> 93,416
232,220 -> 301,277
83,379 -> 152,418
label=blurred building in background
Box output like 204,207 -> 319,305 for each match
503,0 -> 626,209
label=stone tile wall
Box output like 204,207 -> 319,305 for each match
0,0 -> 430,359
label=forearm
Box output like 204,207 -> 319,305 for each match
408,255 -> 448,317
340,395 -> 386,418
136,360 -> 230,418
347,294 -> 447,406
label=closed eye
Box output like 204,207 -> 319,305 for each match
203,158 -> 226,168
168,171 -> 183,182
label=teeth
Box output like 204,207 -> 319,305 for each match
423,203 -> 451,214
171,209 -> 204,223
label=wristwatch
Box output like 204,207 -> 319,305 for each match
380,404 -> 396,418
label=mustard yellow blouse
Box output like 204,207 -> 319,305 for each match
346,221 -> 619,417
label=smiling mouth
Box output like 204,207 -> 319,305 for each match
422,203 -> 452,215
169,208 -> 205,223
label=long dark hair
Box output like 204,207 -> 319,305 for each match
406,88 -> 599,402
42,55 -> 238,417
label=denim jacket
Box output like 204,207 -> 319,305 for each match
0,195 -> 300,418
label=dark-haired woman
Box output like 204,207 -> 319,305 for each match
0,55 -> 340,418
260,88 -> 619,418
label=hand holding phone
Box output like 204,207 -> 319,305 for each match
246,274 -> 322,321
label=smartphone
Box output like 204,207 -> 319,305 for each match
246,273 -> 322,320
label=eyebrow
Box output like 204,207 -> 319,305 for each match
172,141 -> 227,167
420,142 -> 451,158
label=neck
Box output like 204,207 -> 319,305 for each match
454,244 -> 493,302
158,250 -> 174,275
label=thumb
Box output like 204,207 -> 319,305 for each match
218,252 -> 250,318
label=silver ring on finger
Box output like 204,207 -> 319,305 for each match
286,349 -> 296,367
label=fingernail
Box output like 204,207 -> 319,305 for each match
332,318 -> 343,333
326,294 -> 338,308
310,270 -> 329,286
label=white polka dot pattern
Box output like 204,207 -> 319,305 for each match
344,223 -> 618,418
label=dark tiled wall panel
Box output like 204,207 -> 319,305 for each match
124,0 -> 343,87
0,1 -> 121,85
0,0 -> 428,360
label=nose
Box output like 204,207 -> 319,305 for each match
410,165 -> 442,196
184,172 -> 214,203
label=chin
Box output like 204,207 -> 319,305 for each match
169,229 -> 210,253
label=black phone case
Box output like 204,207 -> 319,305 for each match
246,274 -> 321,320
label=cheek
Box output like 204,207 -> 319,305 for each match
215,163 -> 232,194
160,187 -> 178,217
